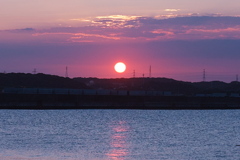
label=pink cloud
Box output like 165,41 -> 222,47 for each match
2,15 -> 240,43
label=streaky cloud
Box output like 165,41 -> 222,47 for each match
3,28 -> 35,33
164,9 -> 180,12
2,15 -> 240,43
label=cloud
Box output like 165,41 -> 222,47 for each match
91,15 -> 141,29
164,9 -> 180,12
2,15 -> 240,43
31,30 -> 121,43
138,16 -> 240,27
70,18 -> 91,22
19,28 -> 35,31
4,28 -> 35,33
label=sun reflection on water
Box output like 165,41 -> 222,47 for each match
106,121 -> 130,160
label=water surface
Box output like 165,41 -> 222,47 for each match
0,110 -> 239,160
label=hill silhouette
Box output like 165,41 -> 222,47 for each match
74,77 -> 240,95
0,73 -> 240,95
0,73 -> 87,89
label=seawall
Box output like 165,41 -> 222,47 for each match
0,94 -> 240,110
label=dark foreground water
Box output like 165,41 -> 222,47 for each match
0,110 -> 239,160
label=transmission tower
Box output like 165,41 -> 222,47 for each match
33,68 -> 37,74
65,66 -> 68,78
203,69 -> 206,82
149,65 -> 151,78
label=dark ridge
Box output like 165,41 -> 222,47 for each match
0,73 -> 240,95
0,73 -> 87,89
74,77 -> 240,95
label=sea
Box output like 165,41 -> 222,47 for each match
0,109 -> 239,160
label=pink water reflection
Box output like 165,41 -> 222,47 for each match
106,121 -> 131,160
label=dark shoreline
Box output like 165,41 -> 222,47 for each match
1,94 -> 240,110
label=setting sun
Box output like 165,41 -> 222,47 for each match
114,62 -> 126,73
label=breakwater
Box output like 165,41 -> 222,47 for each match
0,93 -> 240,110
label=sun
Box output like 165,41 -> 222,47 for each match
114,62 -> 126,73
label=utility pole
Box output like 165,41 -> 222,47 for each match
133,70 -> 135,78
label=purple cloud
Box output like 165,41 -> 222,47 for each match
2,15 -> 240,43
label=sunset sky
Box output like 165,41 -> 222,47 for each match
1,0 -> 240,82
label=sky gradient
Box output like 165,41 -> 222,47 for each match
1,0 -> 240,82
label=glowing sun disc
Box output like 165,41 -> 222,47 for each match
114,62 -> 126,73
